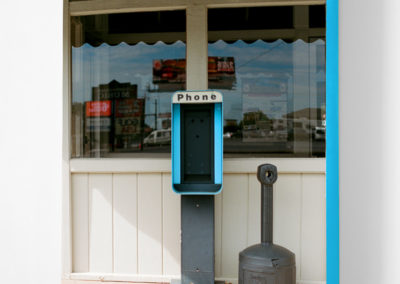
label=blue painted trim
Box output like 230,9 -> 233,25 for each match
326,0 -> 339,283
172,104 -> 181,190
214,103 -> 223,193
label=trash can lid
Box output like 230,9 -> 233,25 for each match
239,243 -> 295,267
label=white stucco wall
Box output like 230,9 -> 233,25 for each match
1,0 -> 400,283
340,0 -> 400,283
0,1 -> 63,283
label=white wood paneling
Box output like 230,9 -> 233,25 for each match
274,174 -> 302,280
247,174 -> 261,246
113,174 -> 138,274
88,174 -> 113,272
70,171 -> 326,283
162,173 -> 181,276
214,189 -> 223,278
221,174 -> 248,278
137,173 -> 163,275
301,174 -> 326,281
72,174 -> 89,272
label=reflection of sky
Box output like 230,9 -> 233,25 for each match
208,39 -> 326,122
72,41 -> 186,103
72,39 -> 325,125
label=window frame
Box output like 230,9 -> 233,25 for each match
63,0 -> 330,279
67,0 -> 327,161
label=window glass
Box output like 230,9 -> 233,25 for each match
208,6 -> 326,157
71,11 -> 185,157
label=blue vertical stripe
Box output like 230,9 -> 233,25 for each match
172,104 -> 181,186
326,0 -> 339,283
214,103 -> 223,189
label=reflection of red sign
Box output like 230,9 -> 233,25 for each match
86,101 -> 111,117
153,59 -> 186,83
208,57 -> 235,74
152,57 -> 235,84
115,99 -> 144,117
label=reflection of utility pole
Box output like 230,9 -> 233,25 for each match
154,98 -> 158,130
144,95 -> 158,130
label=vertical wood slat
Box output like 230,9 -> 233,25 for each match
274,174 -> 302,280
301,174 -> 326,281
247,174 -> 261,246
162,173 -> 180,276
221,174 -> 248,278
72,174 -> 89,272
214,189 -> 223,278
89,174 -> 113,272
113,174 -> 138,274
137,173 -> 162,275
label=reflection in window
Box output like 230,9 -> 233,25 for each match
71,11 -> 185,157
208,6 -> 326,157
72,41 -> 185,157
208,39 -> 326,157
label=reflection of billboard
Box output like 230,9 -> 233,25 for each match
86,117 -> 111,132
153,59 -> 186,83
208,57 -> 235,77
114,98 -> 144,151
86,101 -> 112,117
115,117 -> 141,135
152,57 -> 236,90
115,99 -> 144,117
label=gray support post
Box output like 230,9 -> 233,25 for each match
257,164 -> 278,244
181,195 -> 214,284
182,6 -> 214,282
261,182 -> 273,244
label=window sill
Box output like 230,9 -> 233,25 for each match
70,157 -> 325,174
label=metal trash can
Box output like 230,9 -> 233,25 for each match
239,164 -> 296,284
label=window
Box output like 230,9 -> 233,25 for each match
71,11 -> 186,157
208,6 -> 326,157
70,5 -> 326,158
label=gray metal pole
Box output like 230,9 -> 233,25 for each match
261,183 -> 273,244
257,164 -> 278,245
181,195 -> 214,284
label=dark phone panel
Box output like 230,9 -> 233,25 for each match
181,104 -> 214,184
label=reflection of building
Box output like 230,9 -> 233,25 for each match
92,79 -> 137,101
71,102 -> 85,157
114,99 -> 144,151
158,112 -> 172,129
85,80 -> 144,155
284,107 -> 326,121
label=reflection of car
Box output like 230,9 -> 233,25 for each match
223,132 -> 232,138
313,126 -> 326,140
143,129 -> 171,145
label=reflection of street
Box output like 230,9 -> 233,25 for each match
143,129 -> 171,146
223,138 -> 325,156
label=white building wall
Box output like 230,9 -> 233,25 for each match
69,160 -> 326,284
0,1 -> 63,284
340,0 -> 400,283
